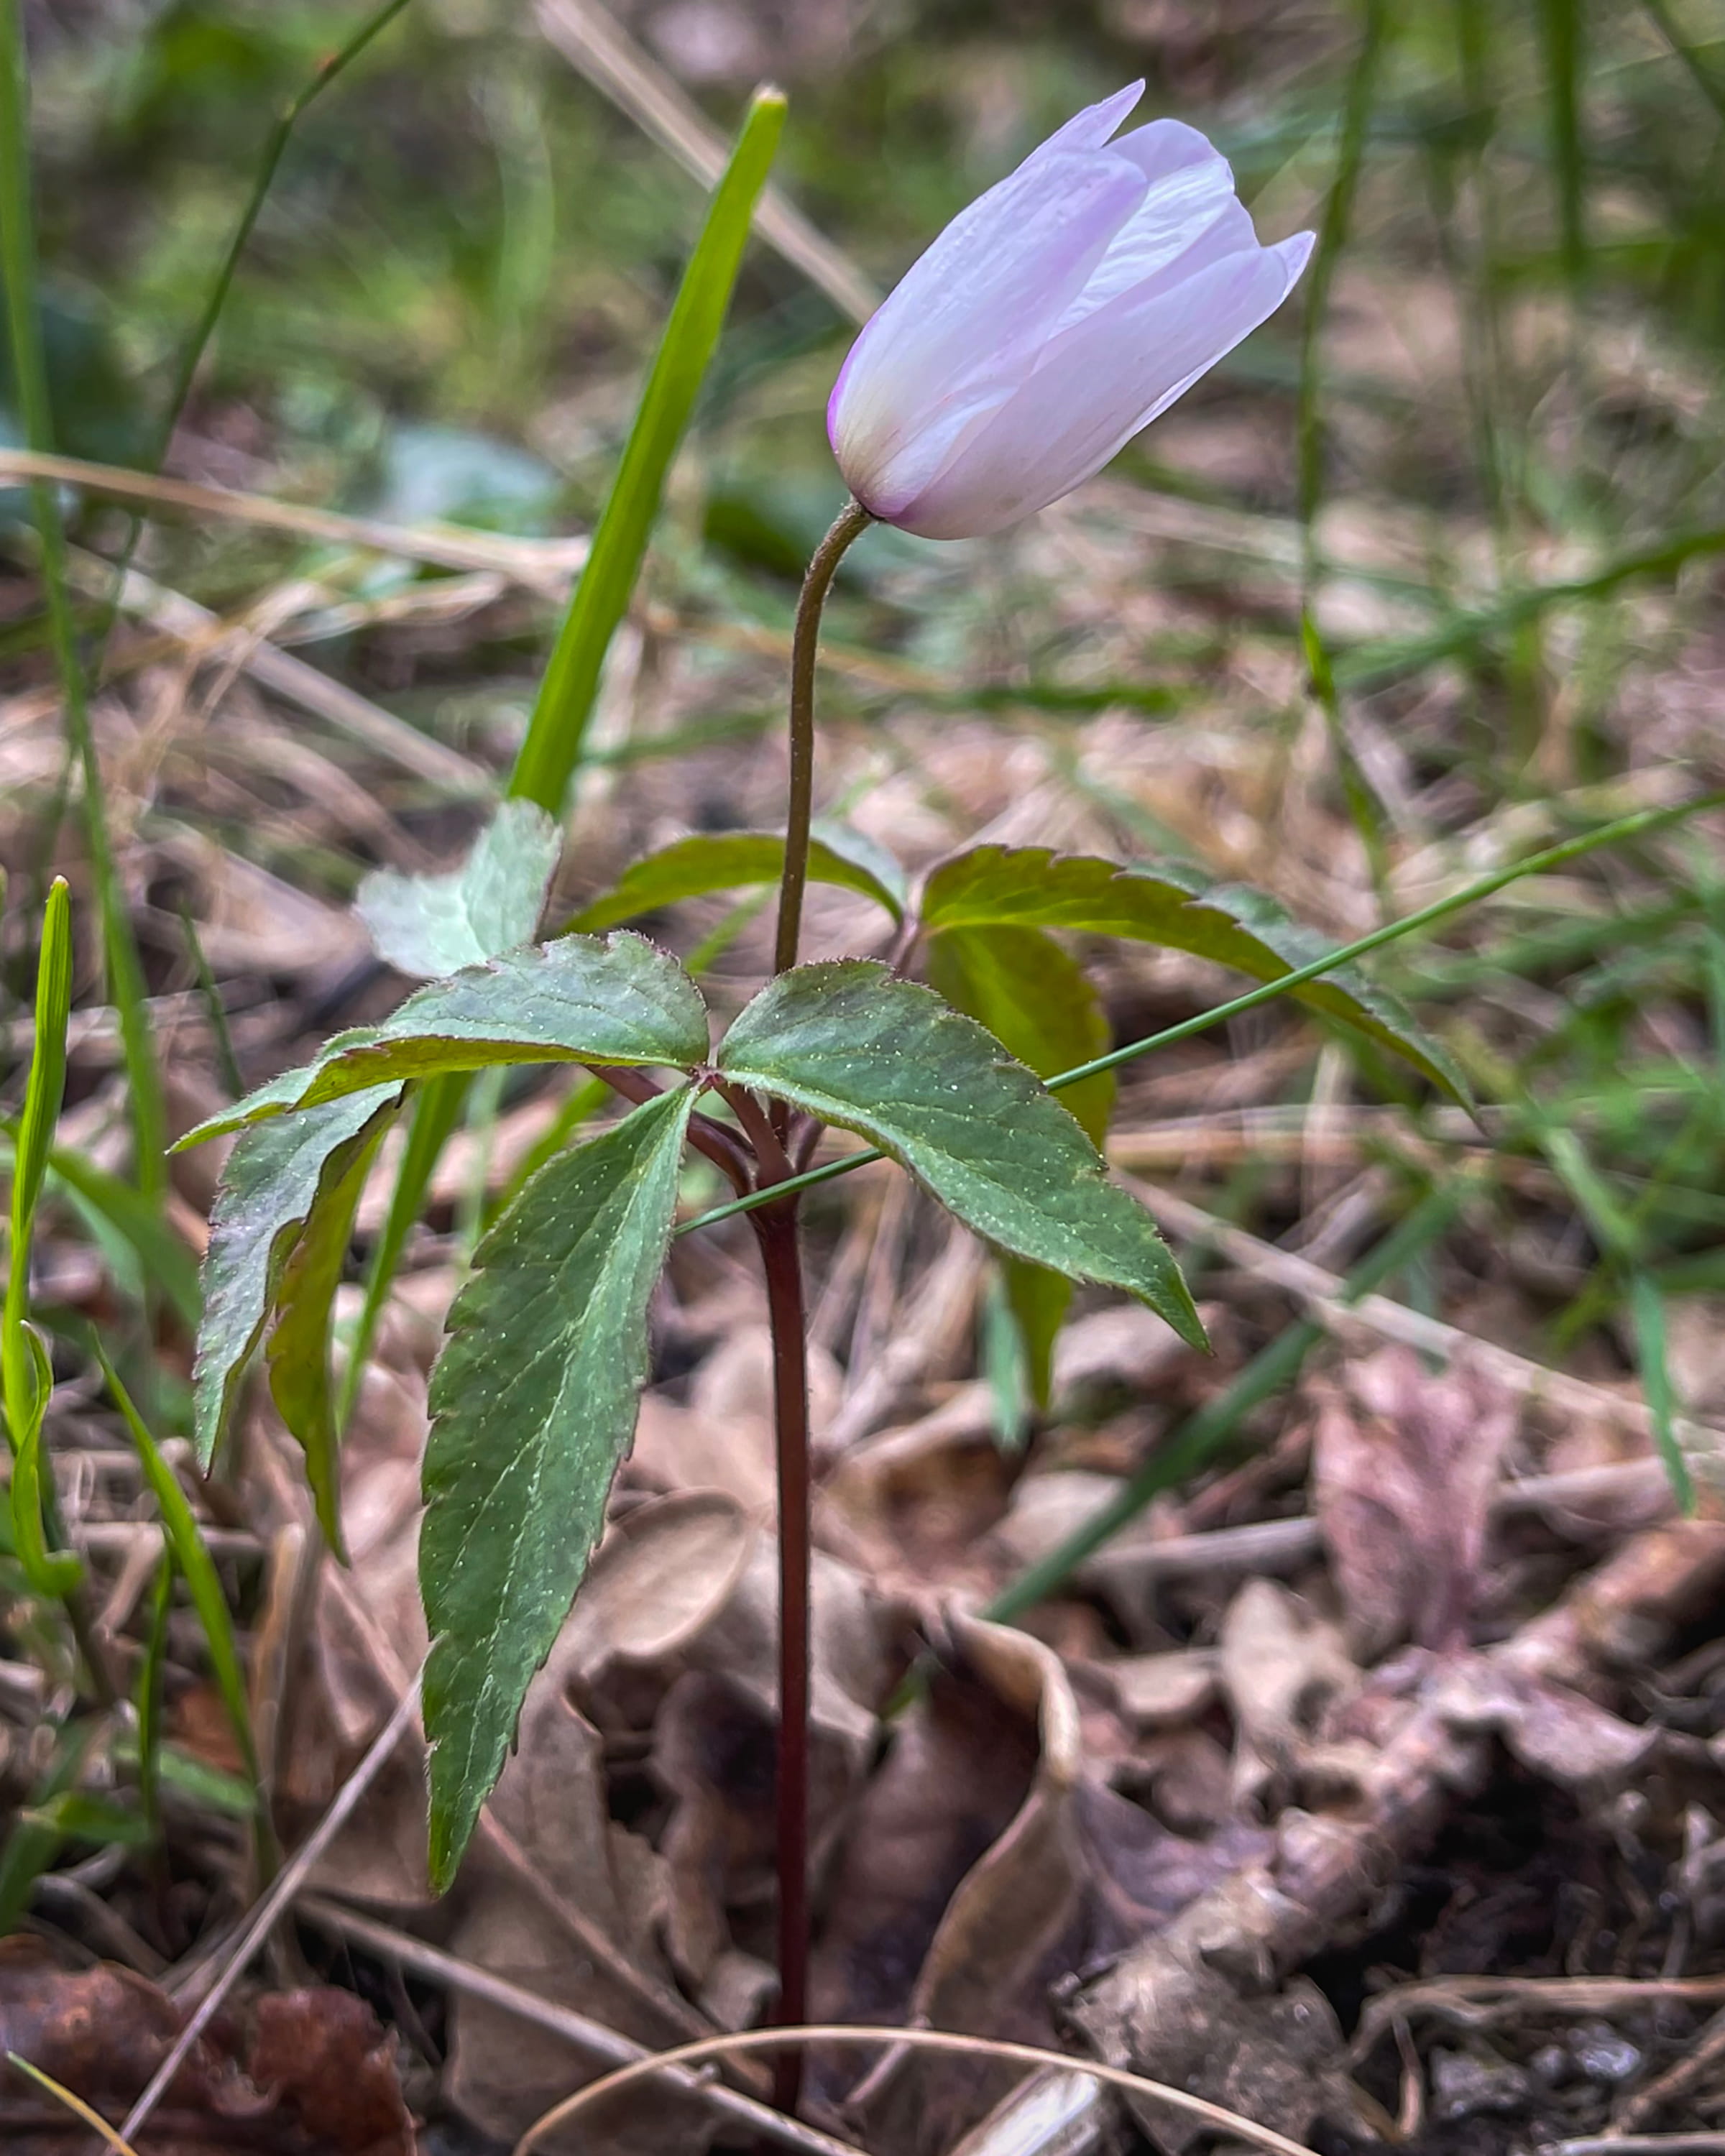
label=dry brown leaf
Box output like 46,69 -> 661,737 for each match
1108,1650 -> 1220,1732
1434,1659 -> 1660,1791
1312,1347 -> 1519,1658
816,1614 -> 1271,2155
1220,1577 -> 1359,1812
442,1611 -> 685,2156
0,1939 -> 413,2155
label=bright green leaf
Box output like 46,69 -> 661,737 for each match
177,934 -> 709,1148
421,1086 -> 694,1886
358,799 -> 564,980
7,878 -> 70,1248
507,89 -> 786,814
193,1085 -> 403,1467
4,880 -> 79,1598
11,1327 -> 79,1598
569,826 -> 904,934
926,925 -> 1116,1407
718,962 -> 1204,1350
266,1097 -> 400,1557
920,846 -> 1468,1102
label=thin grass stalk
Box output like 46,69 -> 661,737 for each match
1294,0 -> 1392,890
83,0 -> 418,678
1535,0 -> 1588,285
0,0 -> 167,1196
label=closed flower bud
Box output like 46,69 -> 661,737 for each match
828,83 -> 1315,541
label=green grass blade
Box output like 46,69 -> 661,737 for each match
1297,0 -> 1389,549
507,86 -> 786,814
330,86 -> 783,1431
179,903 -> 244,1101
6,2053 -> 142,2155
84,0 -> 418,682
1535,0 -> 1588,284
134,1550 -> 173,1845
42,1143 -> 201,1332
4,881 -> 83,1598
147,0 -> 417,474
1629,1272 -> 1696,1513
1296,0 -> 1392,882
1639,0 -> 1725,124
96,1345 -> 261,1792
0,2 -> 167,1200
0,1720 -> 95,1935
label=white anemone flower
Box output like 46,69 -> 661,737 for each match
828,82 -> 1315,540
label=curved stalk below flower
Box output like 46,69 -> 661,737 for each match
773,497 -> 874,977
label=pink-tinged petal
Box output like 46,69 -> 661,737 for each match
1026,78 -> 1146,160
1052,119 -> 1241,330
829,152 -> 1146,517
893,231 -> 1314,539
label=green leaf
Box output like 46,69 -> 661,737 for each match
569,825 -> 906,934
421,1086 -> 694,1886
97,1343 -> 260,1789
718,962 -> 1204,1350
5,880 -> 72,1446
921,845 -> 1467,1103
507,88 -> 786,815
193,1085 -> 404,1468
926,925 -> 1116,1408
11,1326 -> 79,1598
358,800 -> 563,980
4,880 -> 79,1598
266,1097 -> 400,1556
177,934 -> 709,1147
7,877 -> 70,1246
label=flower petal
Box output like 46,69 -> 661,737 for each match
1029,78 -> 1146,158
829,151 -> 1146,517
1054,119 -> 1240,330
893,231 -> 1315,540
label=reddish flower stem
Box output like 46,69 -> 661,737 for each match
772,497 -> 873,979
758,493 -> 871,2117
751,1198 -> 811,2116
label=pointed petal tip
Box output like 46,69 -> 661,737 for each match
1279,229 -> 1319,283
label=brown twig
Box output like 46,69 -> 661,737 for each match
298,1897 -> 866,2156
118,1670 -> 425,2143
509,2023 -> 1327,2156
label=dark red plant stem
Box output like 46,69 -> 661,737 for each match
715,1077 -> 795,1187
753,1195 -> 811,2115
587,1063 -> 753,1194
